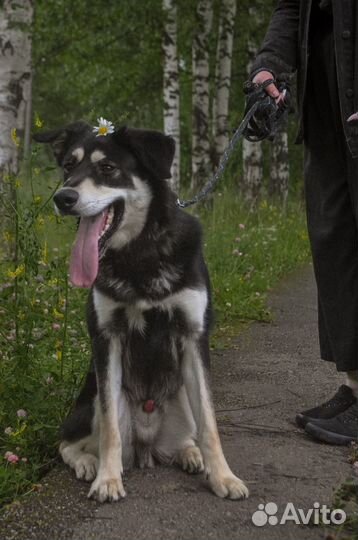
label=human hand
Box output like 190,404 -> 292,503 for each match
252,70 -> 286,105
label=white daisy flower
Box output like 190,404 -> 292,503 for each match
93,117 -> 115,137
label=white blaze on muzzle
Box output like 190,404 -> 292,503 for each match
68,178 -> 129,217
64,176 -> 151,288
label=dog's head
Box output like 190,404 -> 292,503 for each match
34,121 -> 175,288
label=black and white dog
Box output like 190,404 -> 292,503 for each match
34,122 -> 248,502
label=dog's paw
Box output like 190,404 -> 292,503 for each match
88,475 -> 126,503
75,453 -> 99,482
209,472 -> 249,500
178,446 -> 204,474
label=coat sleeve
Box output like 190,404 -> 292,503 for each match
250,0 -> 300,79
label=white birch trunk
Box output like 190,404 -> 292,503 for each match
242,138 -> 263,203
269,119 -> 289,206
0,0 -> 33,184
212,0 -> 236,167
191,0 -> 213,190
163,0 -> 180,193
241,18 -> 263,203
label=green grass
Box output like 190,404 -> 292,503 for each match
0,164 -> 311,506
199,194 -> 310,346
323,445 -> 358,540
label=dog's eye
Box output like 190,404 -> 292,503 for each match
99,163 -> 115,174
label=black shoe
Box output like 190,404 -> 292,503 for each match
296,385 -> 356,428
305,401 -> 358,445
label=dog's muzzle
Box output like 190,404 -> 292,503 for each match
54,188 -> 79,214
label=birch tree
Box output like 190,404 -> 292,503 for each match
191,0 -> 213,190
212,0 -> 236,168
0,0 -> 33,185
269,119 -> 289,206
242,138 -> 263,203
163,0 -> 180,192
241,5 -> 263,204
242,43 -> 263,204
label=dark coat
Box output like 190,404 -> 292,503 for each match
251,0 -> 358,157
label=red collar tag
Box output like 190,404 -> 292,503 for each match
143,400 -> 155,413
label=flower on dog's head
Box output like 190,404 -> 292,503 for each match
93,117 -> 115,137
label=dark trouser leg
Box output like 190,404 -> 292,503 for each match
304,24 -> 358,372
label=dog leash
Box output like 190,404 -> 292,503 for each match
176,79 -> 289,209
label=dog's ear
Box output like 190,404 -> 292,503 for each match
115,127 -> 175,180
33,121 -> 91,164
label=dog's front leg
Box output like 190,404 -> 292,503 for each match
182,339 -> 248,500
88,335 -> 126,502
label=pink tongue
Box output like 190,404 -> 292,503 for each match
70,211 -> 108,288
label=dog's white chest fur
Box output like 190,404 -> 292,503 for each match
92,286 -> 208,337
91,286 -> 208,448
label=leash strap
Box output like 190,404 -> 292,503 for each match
176,78 -> 290,209
176,100 -> 261,209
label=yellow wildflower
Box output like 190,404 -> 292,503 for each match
39,241 -> 48,265
7,264 -> 25,279
14,178 -> 21,189
11,128 -> 20,147
53,308 -> 64,319
3,231 -> 13,243
56,350 -> 62,362
36,217 -> 45,228
34,195 -> 42,204
35,114 -> 44,128
10,423 -> 27,437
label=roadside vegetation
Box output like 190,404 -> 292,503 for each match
324,445 -> 358,540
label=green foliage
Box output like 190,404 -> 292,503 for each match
199,192 -> 310,346
32,0 -> 303,193
327,459 -> 358,540
0,156 -> 90,505
33,0 -> 164,129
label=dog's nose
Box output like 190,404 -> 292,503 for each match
54,188 -> 79,213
